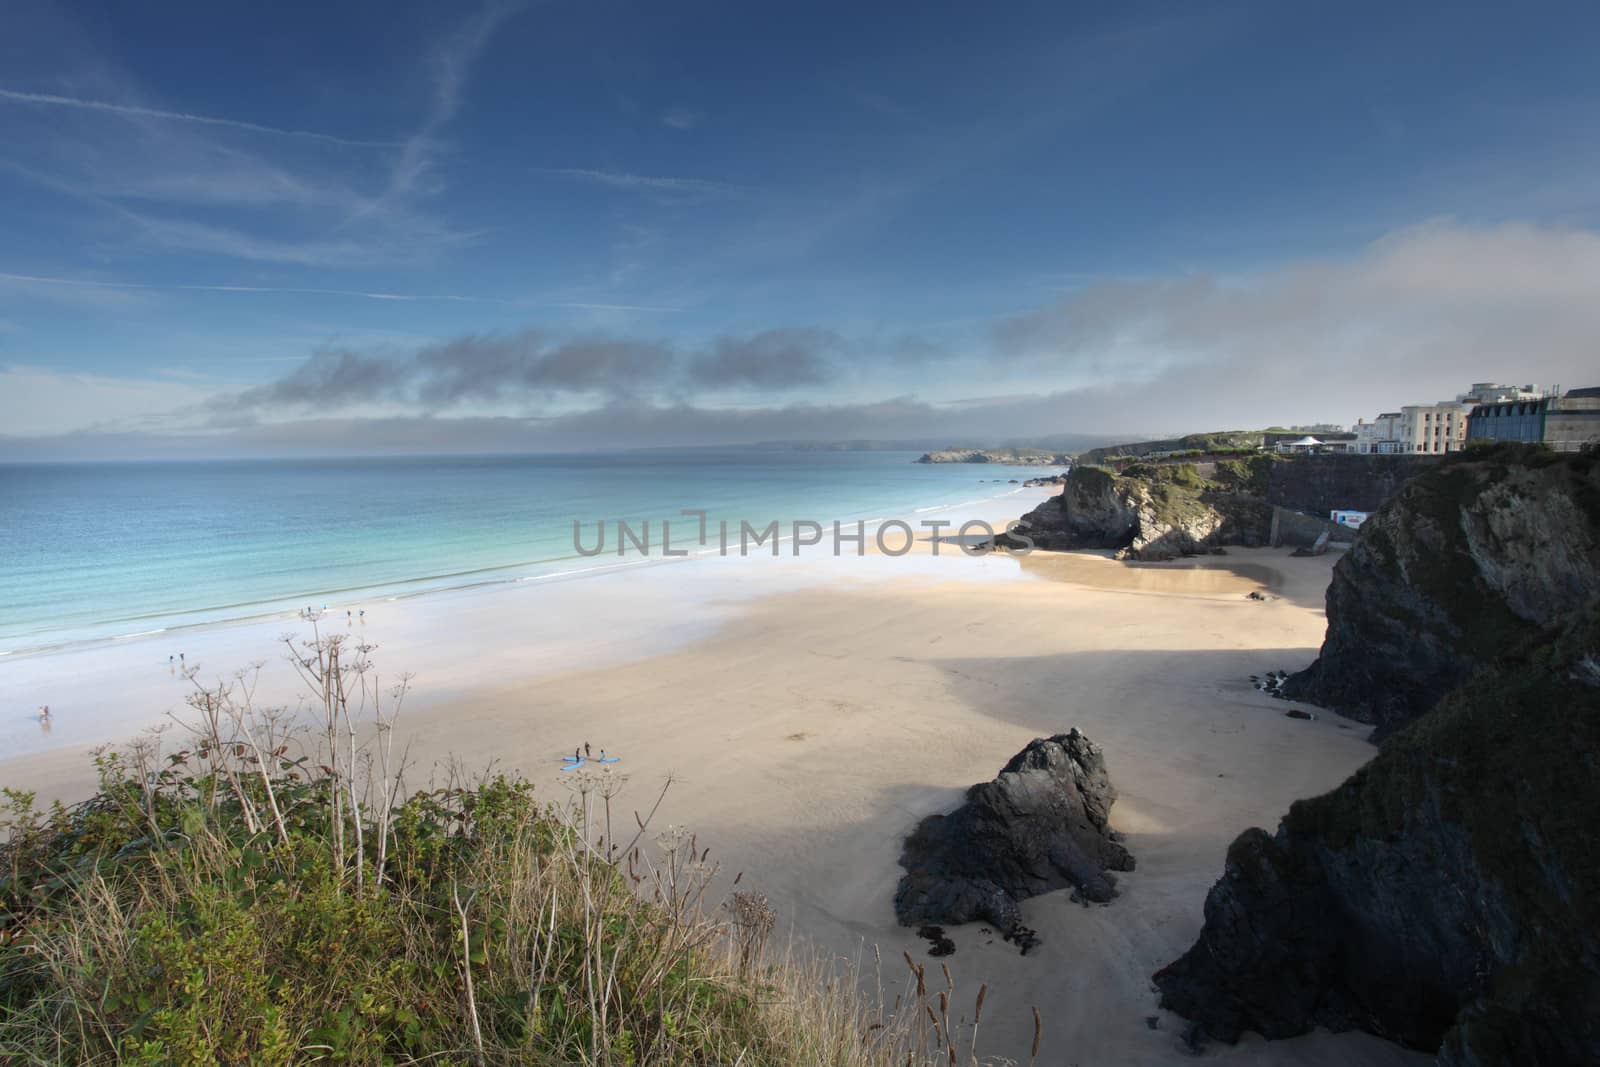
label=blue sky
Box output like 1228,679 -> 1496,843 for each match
3,0 -> 1599,456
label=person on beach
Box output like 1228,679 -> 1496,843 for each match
38,705 -> 50,721
584,742 -> 591,758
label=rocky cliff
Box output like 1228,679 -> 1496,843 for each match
1155,612 -> 1600,1064
1265,453 -> 1440,514
1284,445 -> 1600,734
895,730 -> 1134,939
996,462 -> 1271,560
1155,446 -> 1600,1065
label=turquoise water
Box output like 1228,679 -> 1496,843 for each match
0,451 -> 1043,654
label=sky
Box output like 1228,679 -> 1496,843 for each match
2,0 -> 1600,458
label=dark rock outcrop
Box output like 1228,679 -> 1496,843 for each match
994,463 -> 1270,560
1284,446 -> 1600,735
1156,617 -> 1600,1064
894,730 -> 1134,938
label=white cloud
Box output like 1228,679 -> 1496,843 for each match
0,271 -> 150,310
1,5 -> 521,268
354,1 -> 526,220
661,106 -> 703,131
0,271 -> 505,304
541,168 -> 736,197
992,219 -> 1600,424
0,365 -> 219,436
0,87 -> 396,147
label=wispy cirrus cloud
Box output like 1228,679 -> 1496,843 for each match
0,87 -> 399,148
661,106 -> 703,131
540,168 -> 738,197
0,271 -> 506,304
1,5 -> 522,269
352,0 -> 527,220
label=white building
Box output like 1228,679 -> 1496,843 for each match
1399,401 -> 1473,454
1352,384 -> 1556,455
1456,382 -> 1548,405
1352,412 -> 1403,454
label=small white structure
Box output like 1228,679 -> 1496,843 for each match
1330,509 -> 1368,529
1276,435 -> 1323,454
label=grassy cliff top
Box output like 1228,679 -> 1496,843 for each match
1075,430 -> 1283,465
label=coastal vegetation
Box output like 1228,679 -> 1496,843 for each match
1073,429 -> 1298,467
0,634 -> 1013,1066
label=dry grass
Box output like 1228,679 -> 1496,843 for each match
0,627 -> 1031,1066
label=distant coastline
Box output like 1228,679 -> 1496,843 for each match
915,447 -> 1073,466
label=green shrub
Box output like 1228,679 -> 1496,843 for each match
1,635 -> 1012,1066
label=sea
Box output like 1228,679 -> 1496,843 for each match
0,450 -> 1046,657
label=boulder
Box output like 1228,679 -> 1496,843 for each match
894,730 -> 1134,940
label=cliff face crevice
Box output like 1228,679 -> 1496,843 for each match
1283,447 -> 1600,734
1154,448 -> 1600,1066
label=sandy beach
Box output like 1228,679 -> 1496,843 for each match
0,488 -> 1425,1065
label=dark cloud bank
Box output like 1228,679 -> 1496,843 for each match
9,221 -> 1600,460
227,326 -> 842,415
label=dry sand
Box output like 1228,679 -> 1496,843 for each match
0,494 -> 1427,1065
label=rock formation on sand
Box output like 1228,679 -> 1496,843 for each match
1155,446 -> 1600,1066
1284,444 -> 1600,736
994,462 -> 1271,560
894,730 -> 1134,942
